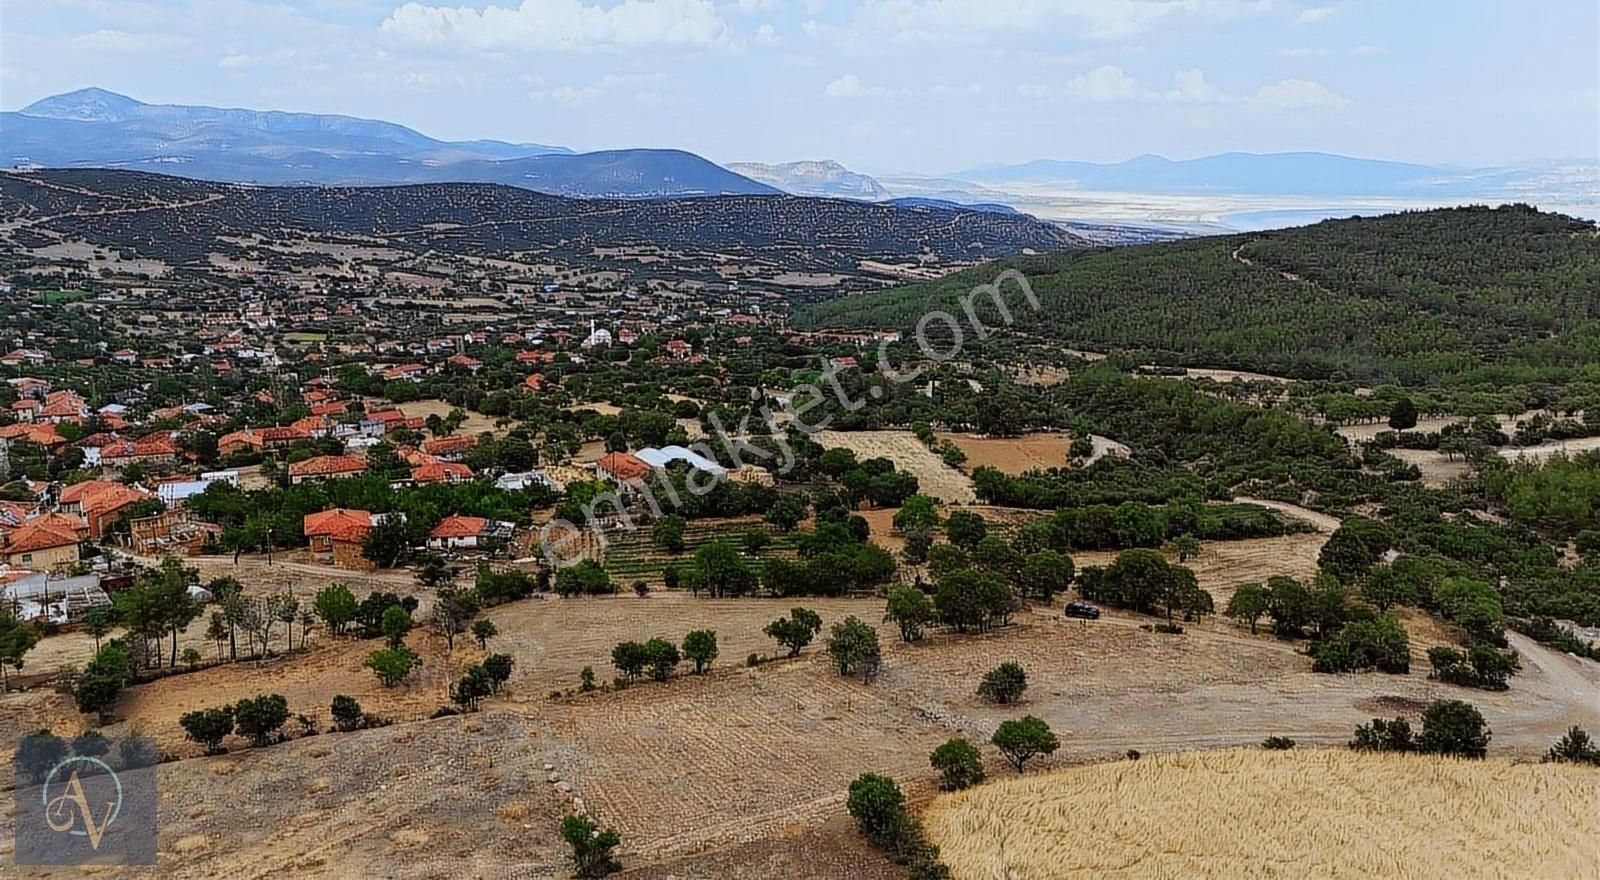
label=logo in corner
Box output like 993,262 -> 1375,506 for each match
43,755 -> 124,850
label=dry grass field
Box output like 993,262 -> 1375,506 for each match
814,430 -> 977,503
936,432 -> 1071,475
924,749 -> 1600,880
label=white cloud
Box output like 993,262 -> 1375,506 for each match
533,71 -> 675,105
930,83 -> 983,96
1351,44 -> 1388,56
824,73 -> 890,97
1063,65 -> 1147,102
381,0 -> 731,51
1166,68 -> 1219,103
755,23 -> 780,44
1294,5 -> 1336,25
1253,78 -> 1350,109
71,29 -> 190,52
833,0 -> 1276,45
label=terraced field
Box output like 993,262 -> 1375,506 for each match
602,515 -> 798,587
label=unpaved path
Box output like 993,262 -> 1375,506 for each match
1232,496 -> 1341,533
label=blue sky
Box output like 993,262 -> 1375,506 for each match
1,0 -> 1595,173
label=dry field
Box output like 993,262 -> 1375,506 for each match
936,432 -> 1070,475
4,591 -> 1596,879
814,430 -> 977,503
1498,436 -> 1600,463
1390,447 -> 1472,487
399,399 -> 508,438
924,749 -> 1600,880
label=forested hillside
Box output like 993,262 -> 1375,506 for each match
796,205 -> 1600,388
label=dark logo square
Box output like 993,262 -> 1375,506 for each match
13,735 -> 157,865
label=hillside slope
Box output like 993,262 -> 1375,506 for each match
0,168 -> 1084,271
796,205 -> 1600,386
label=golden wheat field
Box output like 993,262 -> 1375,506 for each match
923,749 -> 1600,880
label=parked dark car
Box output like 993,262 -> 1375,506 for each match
1064,600 -> 1101,620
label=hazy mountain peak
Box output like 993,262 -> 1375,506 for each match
726,159 -> 888,199
21,87 -> 144,122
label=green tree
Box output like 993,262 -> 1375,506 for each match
1388,397 -> 1419,431
381,604 -> 412,649
944,511 -> 988,551
1016,550 -> 1073,600
992,715 -> 1059,772
233,693 -> 289,747
884,586 -> 935,642
365,646 -> 419,687
846,773 -> 906,842
561,813 -> 622,878
179,706 -> 234,755
1417,699 -> 1491,758
930,737 -> 985,791
1543,726 -> 1600,766
1225,582 -> 1270,635
765,494 -> 807,532
827,616 -> 881,678
331,695 -> 365,732
471,618 -> 498,650
690,540 -> 757,598
74,640 -> 132,723
652,515 -> 687,553
313,583 -> 359,635
83,605 -> 116,652
0,607 -> 40,691
642,637 -> 681,682
682,629 -> 718,674
764,607 -> 823,657
978,662 -> 1028,704
1170,534 -> 1202,563
611,641 -> 647,683
893,495 -> 940,533
451,664 -> 494,711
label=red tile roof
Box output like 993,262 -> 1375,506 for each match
303,508 -> 373,543
288,455 -> 368,479
596,452 -> 651,481
429,514 -> 487,540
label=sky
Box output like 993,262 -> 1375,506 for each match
1,0 -> 1595,174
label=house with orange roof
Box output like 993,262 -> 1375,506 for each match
446,353 -> 483,373
288,455 -> 367,485
99,433 -> 179,468
0,512 -> 86,571
426,514 -> 489,550
410,460 -> 474,486
523,373 -> 546,392
421,435 -> 476,461
218,428 -> 266,457
0,422 -> 65,449
595,452 -> 651,485
58,480 -> 155,539
260,425 -> 313,448
303,508 -> 375,569
381,363 -> 428,382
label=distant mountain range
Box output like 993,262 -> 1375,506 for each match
726,160 -> 889,199
1,88 -> 777,198
953,151 -> 1590,199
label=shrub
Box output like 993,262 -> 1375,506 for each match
561,813 -> 621,878
233,694 -> 289,747
977,662 -> 1028,704
1262,736 -> 1296,750
365,646 -> 420,687
1417,699 -> 1491,759
930,738 -> 985,791
451,664 -> 494,711
1543,726 -> 1600,766
1312,614 -> 1410,674
330,695 -> 365,732
846,773 -> 907,843
1350,717 -> 1414,752
179,706 -> 234,755
1428,644 -> 1518,690
642,637 -> 681,682
482,653 -> 514,692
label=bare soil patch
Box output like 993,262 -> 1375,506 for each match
814,430 -> 976,503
